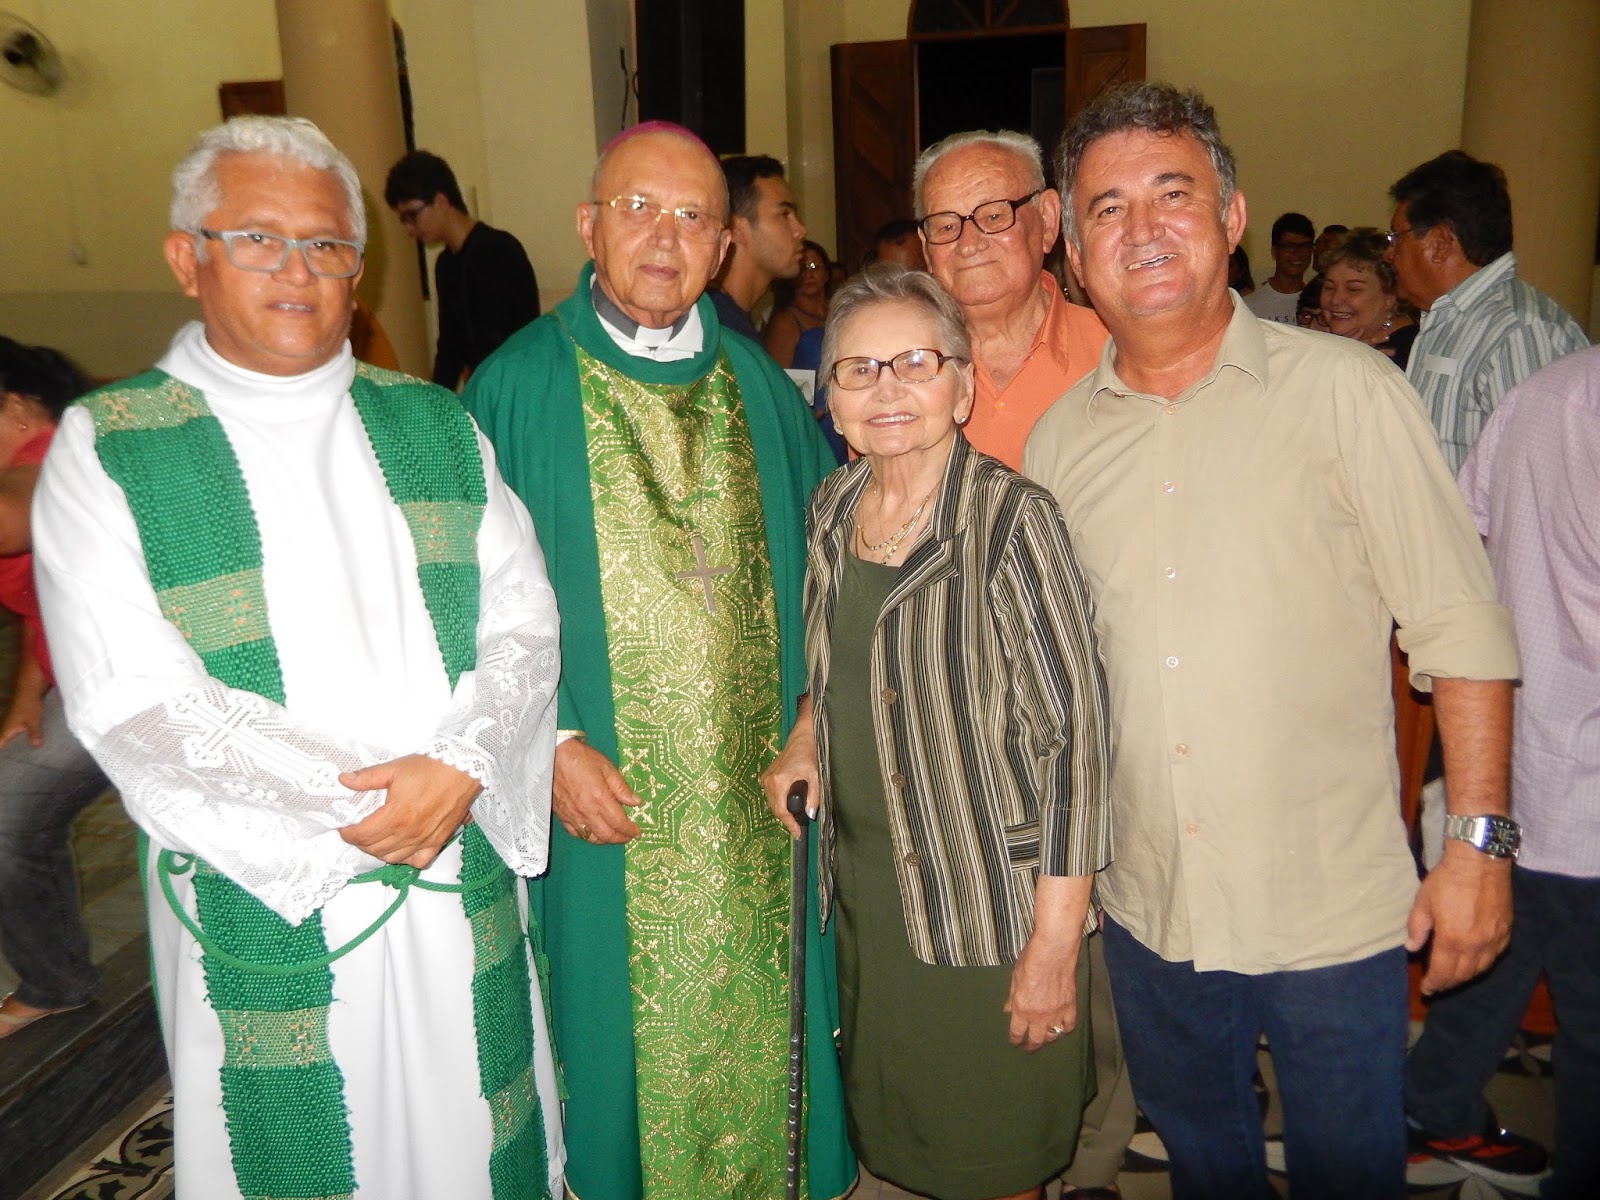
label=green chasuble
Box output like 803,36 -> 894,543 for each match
463,266 -> 853,1200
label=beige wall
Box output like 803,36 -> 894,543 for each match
10,0 -> 1590,371
0,0 -> 282,376
1071,0 -> 1472,269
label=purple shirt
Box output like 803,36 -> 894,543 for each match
1458,344 -> 1600,877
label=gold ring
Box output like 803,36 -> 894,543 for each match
1049,1024 -> 1066,1036
577,823 -> 593,841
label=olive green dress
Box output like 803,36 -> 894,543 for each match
825,553 -> 1094,1200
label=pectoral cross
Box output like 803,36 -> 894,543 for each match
676,530 -> 732,614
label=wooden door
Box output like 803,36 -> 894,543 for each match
830,24 -> 1144,271
831,40 -> 917,274
1065,23 -> 1146,117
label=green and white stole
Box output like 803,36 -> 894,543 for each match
81,363 -> 549,1200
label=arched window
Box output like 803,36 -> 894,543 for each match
909,1 -> 1069,38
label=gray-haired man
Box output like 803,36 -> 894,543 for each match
1026,83 -> 1521,1200
32,115 -> 565,1199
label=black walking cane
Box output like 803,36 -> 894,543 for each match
785,779 -> 812,1200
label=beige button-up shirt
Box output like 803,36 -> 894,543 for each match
1023,298 -> 1519,974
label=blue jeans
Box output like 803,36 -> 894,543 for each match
1406,865 -> 1600,1198
0,689 -> 109,1008
1102,916 -> 1408,1200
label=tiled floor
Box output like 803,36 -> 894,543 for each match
851,1021 -> 1554,1198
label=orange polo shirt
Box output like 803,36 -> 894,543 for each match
965,273 -> 1108,471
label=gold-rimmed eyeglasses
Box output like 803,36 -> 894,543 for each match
592,194 -> 726,242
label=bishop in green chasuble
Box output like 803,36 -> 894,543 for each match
463,265 -> 853,1200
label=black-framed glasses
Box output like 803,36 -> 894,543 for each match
194,229 -> 364,278
394,199 -> 431,226
919,190 -> 1041,245
829,348 -> 966,390
593,194 -> 726,242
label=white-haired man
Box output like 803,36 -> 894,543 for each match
916,128 -> 1124,1199
32,116 -> 565,1199
1026,83 -> 1521,1200
462,121 -> 853,1200
915,130 -> 1107,472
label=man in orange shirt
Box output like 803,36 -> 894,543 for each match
916,129 -> 1126,1199
915,130 -> 1108,471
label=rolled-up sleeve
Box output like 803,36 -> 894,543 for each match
1339,354 -> 1520,689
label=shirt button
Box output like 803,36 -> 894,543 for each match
881,687 -> 898,704
1164,566 -> 1177,580
904,851 -> 921,867
890,771 -> 907,788
1165,656 -> 1179,668
1165,403 -> 1180,415
1175,742 -> 1189,756
1186,822 -> 1200,836
1162,481 -> 1176,493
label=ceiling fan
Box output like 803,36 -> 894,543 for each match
0,11 -> 64,97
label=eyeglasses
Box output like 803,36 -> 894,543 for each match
394,200 -> 431,226
1384,226 -> 1416,248
919,191 -> 1041,245
194,229 -> 364,278
1273,238 -> 1314,251
829,348 -> 966,390
593,194 -> 726,242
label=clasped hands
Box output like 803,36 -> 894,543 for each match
337,754 -> 482,868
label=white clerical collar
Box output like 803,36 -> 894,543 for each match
156,321 -> 356,415
590,278 -> 704,362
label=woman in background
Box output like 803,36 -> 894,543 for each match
764,240 -> 832,368
1320,228 -> 1418,368
0,337 -> 108,1038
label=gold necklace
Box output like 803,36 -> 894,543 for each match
856,480 -> 937,564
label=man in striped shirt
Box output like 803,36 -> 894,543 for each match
1386,151 -> 1587,474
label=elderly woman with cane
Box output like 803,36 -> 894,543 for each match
763,266 -> 1112,1200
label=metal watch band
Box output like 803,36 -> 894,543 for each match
1443,813 -> 1522,859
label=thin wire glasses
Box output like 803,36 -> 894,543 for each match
593,194 -> 725,242
1384,226 -> 1415,248
194,229 -> 364,278
919,190 -> 1042,245
829,348 -> 966,390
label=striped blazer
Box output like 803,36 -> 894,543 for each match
806,434 -> 1112,966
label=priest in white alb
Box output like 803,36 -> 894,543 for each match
31,117 -> 565,1200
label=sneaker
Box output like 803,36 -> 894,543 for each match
1407,1121 -> 1549,1195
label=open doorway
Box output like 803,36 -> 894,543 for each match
917,34 -> 1067,160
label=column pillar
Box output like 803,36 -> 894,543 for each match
276,0 -> 428,373
1460,0 -> 1600,327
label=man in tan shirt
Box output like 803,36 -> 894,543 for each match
916,130 -> 1108,472
1024,83 -> 1521,1200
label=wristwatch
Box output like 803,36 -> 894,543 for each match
1443,814 -> 1522,859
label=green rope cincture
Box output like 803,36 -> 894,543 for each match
85,366 -> 545,1199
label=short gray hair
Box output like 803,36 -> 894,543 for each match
912,129 -> 1045,217
1054,83 -> 1236,248
170,116 -> 367,246
817,264 -> 972,394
